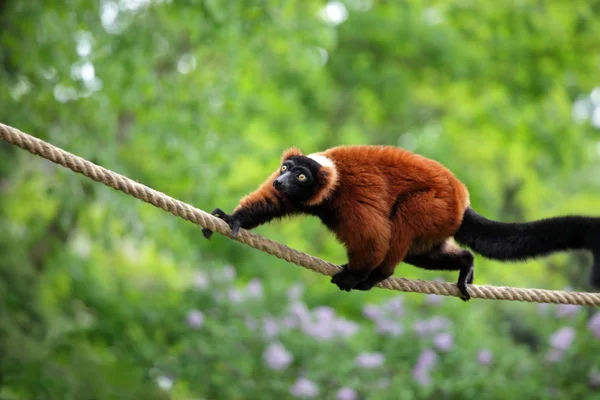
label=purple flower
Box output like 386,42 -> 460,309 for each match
428,316 -> 452,331
414,348 -> 438,371
588,312 -> 600,338
549,327 -> 575,351
385,296 -> 404,317
289,301 -> 310,321
363,304 -> 383,321
412,367 -> 433,385
222,264 -> 236,281
413,319 -> 430,335
314,306 -> 336,321
477,349 -> 493,365
413,316 -> 452,335
376,319 -> 403,337
424,294 -> 444,306
186,309 -> 204,328
228,288 -> 244,303
289,377 -> 319,398
263,342 -> 293,370
412,349 -> 438,385
302,321 -> 336,341
288,283 -> 305,300
246,278 -> 263,298
555,304 -> 580,319
355,352 -> 385,368
537,303 -> 550,315
336,387 -> 358,400
263,317 -> 279,338
433,333 -> 453,352
296,304 -> 358,340
334,318 -> 359,338
192,271 -> 209,290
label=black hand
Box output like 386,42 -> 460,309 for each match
202,208 -> 229,239
230,218 -> 242,238
202,208 -> 243,239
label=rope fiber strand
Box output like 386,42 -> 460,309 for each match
1,123 -> 599,306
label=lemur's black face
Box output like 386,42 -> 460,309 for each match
273,155 -> 322,202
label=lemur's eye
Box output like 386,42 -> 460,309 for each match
298,174 -> 306,181
281,165 -> 287,172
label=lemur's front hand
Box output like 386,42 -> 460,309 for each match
202,208 -> 242,239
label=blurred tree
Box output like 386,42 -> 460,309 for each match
1,0 -> 600,399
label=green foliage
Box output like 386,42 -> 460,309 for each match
1,0 -> 600,399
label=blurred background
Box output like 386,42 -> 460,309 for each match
1,1 -> 600,399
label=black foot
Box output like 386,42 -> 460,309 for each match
354,270 -> 391,291
331,265 -> 369,292
457,262 -> 474,301
201,208 -> 242,239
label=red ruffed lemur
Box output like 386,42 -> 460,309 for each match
202,146 -> 600,300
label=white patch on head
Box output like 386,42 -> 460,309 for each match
303,153 -> 339,207
307,153 -> 335,168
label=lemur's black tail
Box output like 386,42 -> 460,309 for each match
454,207 -> 600,287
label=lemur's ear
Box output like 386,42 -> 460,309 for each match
281,147 -> 303,162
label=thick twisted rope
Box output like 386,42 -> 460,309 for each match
1,123 -> 599,306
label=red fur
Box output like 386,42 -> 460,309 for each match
321,146 -> 470,276
230,145 -> 471,283
281,147 -> 303,161
233,169 -> 281,213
